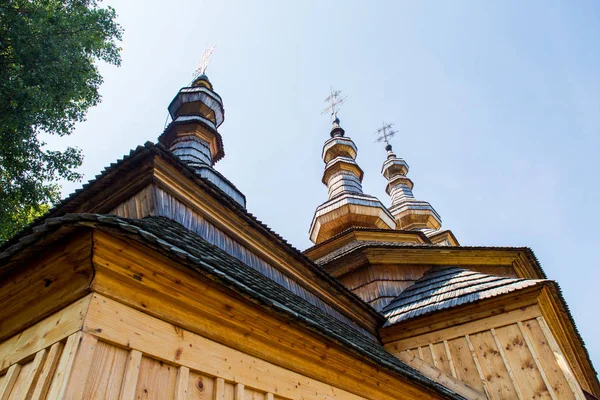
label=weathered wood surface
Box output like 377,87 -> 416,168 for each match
0,232 -> 93,342
0,295 -> 91,372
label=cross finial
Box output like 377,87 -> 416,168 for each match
322,87 -> 347,121
192,45 -> 217,80
375,122 -> 398,146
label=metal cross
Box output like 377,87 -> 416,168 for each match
193,45 -> 217,80
375,122 -> 398,145
322,87 -> 347,120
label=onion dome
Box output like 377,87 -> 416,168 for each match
382,144 -> 441,230
160,73 -> 225,167
158,73 -> 245,208
309,118 -> 395,244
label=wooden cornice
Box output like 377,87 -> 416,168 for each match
323,245 -> 544,280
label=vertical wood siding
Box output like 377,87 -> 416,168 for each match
388,316 -> 585,400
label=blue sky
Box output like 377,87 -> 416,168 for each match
52,1 -> 600,368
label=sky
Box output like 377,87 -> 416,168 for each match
50,1 -> 600,368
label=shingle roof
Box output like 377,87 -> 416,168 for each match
382,266 -> 546,327
0,213 -> 465,400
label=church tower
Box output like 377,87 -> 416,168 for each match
158,50 -> 245,207
309,89 -> 395,244
376,123 -> 441,231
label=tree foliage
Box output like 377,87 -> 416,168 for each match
0,0 -> 122,241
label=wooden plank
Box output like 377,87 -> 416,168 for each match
265,394 -> 274,400
30,342 -> 64,400
517,321 -> 558,400
8,348 -> 46,400
0,233 -> 93,342
522,319 -> 577,400
79,340 -> 128,399
443,340 -> 457,379
493,324 -> 549,399
469,330 -> 517,399
83,294 -> 366,400
63,332 -> 99,400
448,336 -> 484,394
0,295 -> 91,371
176,366 -> 190,400
464,335 -> 492,399
490,328 -> 525,399
187,371 -> 214,400
119,349 -> 142,400
431,342 -> 451,376
386,304 -> 542,351
46,331 -> 81,400
428,344 -> 438,368
420,345 -> 434,365
134,356 -> 178,399
234,383 -> 244,400
214,378 -> 225,400
0,363 -> 21,400
537,317 -> 586,400
396,350 -> 486,400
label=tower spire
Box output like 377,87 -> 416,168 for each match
309,90 -> 395,244
377,123 -> 441,231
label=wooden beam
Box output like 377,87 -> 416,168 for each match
119,349 -> 142,400
490,328 -> 524,400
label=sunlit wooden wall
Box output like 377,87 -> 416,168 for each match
0,294 -> 369,400
385,305 -> 586,400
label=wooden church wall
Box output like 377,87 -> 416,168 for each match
0,232 -> 453,400
384,305 -> 586,400
0,294 -> 366,400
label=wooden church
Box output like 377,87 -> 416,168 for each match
0,67 -> 597,400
